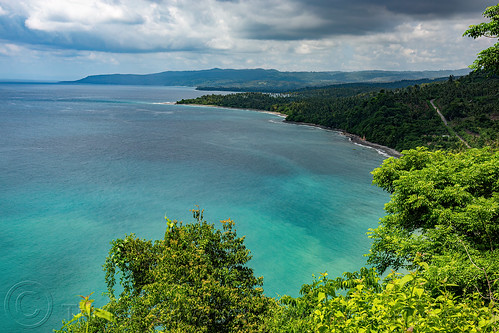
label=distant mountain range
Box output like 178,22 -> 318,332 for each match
63,68 -> 472,92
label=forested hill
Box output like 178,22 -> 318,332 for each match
178,71 -> 499,152
63,68 -> 470,92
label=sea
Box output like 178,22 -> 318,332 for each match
0,84 -> 389,332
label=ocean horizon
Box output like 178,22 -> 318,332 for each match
0,84 -> 389,332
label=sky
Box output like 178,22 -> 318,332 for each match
0,0 -> 497,81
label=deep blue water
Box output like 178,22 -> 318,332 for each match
0,84 -> 389,332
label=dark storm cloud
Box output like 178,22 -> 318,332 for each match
381,0 -> 492,16
237,0 -> 495,40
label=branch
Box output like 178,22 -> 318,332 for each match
458,239 -> 497,304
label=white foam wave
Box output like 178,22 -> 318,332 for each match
352,142 -> 391,157
152,101 -> 176,105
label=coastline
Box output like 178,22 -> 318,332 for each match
284,120 -> 402,158
176,102 -> 401,158
176,103 -> 288,118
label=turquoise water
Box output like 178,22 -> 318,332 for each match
0,84 -> 389,332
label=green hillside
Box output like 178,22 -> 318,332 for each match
63,68 -> 470,92
178,71 -> 499,152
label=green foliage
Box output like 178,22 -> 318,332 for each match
369,147 -> 499,301
464,3 -> 499,74
55,293 -> 114,333
178,92 -> 291,111
267,266 -> 498,332
101,207 -> 275,332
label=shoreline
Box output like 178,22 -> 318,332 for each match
176,102 -> 401,158
284,120 -> 402,158
176,103 -> 288,118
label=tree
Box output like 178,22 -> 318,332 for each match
464,3 -> 499,74
368,147 -> 499,301
101,207 -> 276,332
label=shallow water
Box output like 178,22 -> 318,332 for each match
0,84 -> 389,331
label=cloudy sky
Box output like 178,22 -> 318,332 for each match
0,0 -> 496,80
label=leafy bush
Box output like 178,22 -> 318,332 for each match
267,265 -> 497,332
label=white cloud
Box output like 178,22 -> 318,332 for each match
1,0 -> 234,51
24,0 -> 143,31
0,43 -> 22,56
339,15 -> 496,71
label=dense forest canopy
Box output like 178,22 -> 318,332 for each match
370,148 -> 499,297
